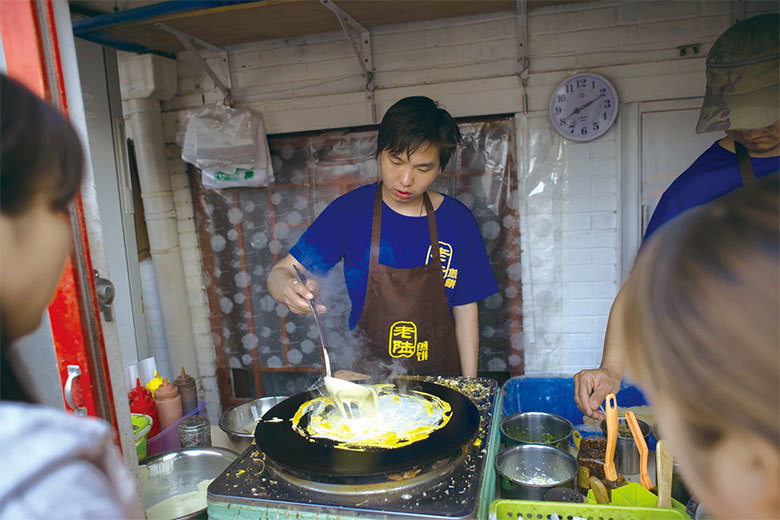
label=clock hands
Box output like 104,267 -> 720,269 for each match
564,91 -> 607,120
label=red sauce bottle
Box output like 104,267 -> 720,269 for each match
129,377 -> 160,437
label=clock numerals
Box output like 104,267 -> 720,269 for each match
550,73 -> 617,142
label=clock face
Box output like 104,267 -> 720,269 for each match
549,73 -> 618,142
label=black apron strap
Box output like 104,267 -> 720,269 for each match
734,141 -> 756,185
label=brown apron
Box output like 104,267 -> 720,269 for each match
353,182 -> 461,376
734,141 -> 757,185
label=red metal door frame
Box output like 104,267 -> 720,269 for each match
0,0 -> 118,433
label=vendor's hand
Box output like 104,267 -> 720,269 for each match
283,276 -> 327,315
574,367 -> 622,420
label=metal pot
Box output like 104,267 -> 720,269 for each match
496,444 -> 578,500
139,447 -> 237,520
600,416 -> 650,475
500,412 -> 573,451
218,396 -> 287,443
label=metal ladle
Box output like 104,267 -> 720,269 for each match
292,265 -> 378,419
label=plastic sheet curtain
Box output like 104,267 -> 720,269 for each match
191,117 -> 521,402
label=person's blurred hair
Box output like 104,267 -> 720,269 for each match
0,74 -> 84,402
376,96 -> 462,170
1,74 -> 84,215
623,175 -> 779,453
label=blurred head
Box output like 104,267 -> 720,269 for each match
696,14 -> 779,136
376,96 -> 461,208
0,75 -> 84,343
622,176 -> 779,518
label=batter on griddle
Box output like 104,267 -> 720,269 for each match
291,384 -> 452,450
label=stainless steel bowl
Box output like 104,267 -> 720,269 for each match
500,412 -> 573,451
139,447 -> 237,520
600,416 -> 650,475
495,444 -> 578,500
218,396 -> 287,442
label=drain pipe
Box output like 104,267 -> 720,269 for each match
118,54 -> 201,384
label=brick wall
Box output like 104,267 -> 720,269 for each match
140,0 -> 777,393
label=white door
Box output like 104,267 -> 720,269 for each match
620,99 -> 719,280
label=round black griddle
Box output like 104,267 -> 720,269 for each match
254,379 -> 480,478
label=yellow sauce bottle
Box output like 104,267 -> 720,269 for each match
145,370 -> 165,398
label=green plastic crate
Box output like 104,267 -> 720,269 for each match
489,498 -> 690,520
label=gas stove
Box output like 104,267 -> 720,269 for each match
207,377 -> 500,519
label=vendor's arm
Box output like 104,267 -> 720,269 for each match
453,302 -> 479,377
573,282 -> 626,420
267,254 -> 326,315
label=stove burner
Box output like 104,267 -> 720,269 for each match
267,449 -> 466,497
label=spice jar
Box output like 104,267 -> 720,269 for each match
154,379 -> 183,430
180,415 -> 211,448
577,435 -> 607,493
173,366 -> 198,415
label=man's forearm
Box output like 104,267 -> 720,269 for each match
453,302 -> 479,377
600,282 -> 627,376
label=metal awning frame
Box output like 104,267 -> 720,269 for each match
319,0 -> 377,123
155,23 -> 234,106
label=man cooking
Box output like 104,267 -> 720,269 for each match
267,96 -> 498,378
574,13 -> 780,420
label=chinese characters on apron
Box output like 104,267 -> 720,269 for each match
353,182 -> 461,376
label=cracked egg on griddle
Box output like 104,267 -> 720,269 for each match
291,384 -> 452,450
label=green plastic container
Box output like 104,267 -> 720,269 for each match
131,413 -> 152,461
586,482 -> 689,515
489,498 -> 690,519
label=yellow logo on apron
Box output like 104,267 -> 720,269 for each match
389,321 -> 417,358
426,241 -> 453,279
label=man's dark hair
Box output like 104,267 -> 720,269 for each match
376,96 -> 462,170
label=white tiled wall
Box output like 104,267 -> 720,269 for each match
140,0 -> 778,390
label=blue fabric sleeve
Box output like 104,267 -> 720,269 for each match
451,213 -> 499,306
289,198 -> 347,276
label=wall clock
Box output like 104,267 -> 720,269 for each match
549,72 -> 618,142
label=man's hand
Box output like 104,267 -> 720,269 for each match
283,276 -> 326,315
267,254 -> 327,315
574,367 -> 622,420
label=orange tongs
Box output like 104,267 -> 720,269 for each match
604,393 -> 618,481
626,410 -> 653,490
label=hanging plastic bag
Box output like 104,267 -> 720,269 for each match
180,103 -> 274,189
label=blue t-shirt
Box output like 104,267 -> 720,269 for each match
290,183 -> 499,329
644,141 -> 779,240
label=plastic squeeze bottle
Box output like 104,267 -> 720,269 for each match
129,378 -> 160,436
173,367 -> 198,415
154,379 -> 183,431
145,370 -> 165,398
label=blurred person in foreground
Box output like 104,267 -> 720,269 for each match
621,176 -> 779,519
0,75 -> 143,519
575,13 -> 779,419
